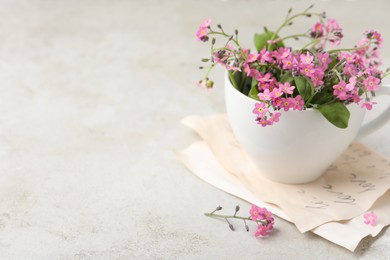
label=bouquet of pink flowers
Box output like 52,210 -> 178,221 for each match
197,6 -> 389,128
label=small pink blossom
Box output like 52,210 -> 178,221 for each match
280,97 -> 293,111
280,47 -> 292,59
250,205 -> 274,223
196,80 -> 213,89
254,224 -> 273,237
250,205 -> 274,237
326,19 -> 342,32
196,19 -> 212,41
346,76 -> 357,91
352,93 -> 362,104
357,37 -> 370,55
343,64 -> 358,76
300,64 -> 315,78
361,101 -> 377,110
258,89 -> 272,101
272,97 -> 282,108
213,50 -> 229,65
243,63 -> 251,76
196,80 -> 207,89
364,211 -> 377,226
257,73 -> 276,90
364,76 -> 380,91
258,72 -> 273,83
310,68 -> 324,87
365,30 -> 383,48
340,52 -> 356,64
279,82 -> 294,94
317,52 -> 331,70
259,47 -> 272,63
200,19 -> 212,28
258,82 -> 270,91
372,31 -> 383,47
271,88 -> 283,98
252,102 -> 268,117
246,53 -> 260,63
311,22 -> 325,37
291,95 -> 304,111
270,112 -> 282,123
300,52 -> 314,65
226,64 -> 242,72
256,117 -> 269,127
326,19 -> 343,47
246,68 -> 262,79
282,58 -> 294,70
333,80 -> 348,100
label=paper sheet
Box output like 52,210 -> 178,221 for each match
177,114 -> 390,251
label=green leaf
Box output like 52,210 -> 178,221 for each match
254,31 -> 285,52
327,55 -> 339,71
280,71 -> 294,83
248,78 -> 260,101
233,71 -> 243,91
317,102 -> 350,129
310,93 -> 334,105
294,76 -> 314,101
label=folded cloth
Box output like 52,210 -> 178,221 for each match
177,114 -> 390,251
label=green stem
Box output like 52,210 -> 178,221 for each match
280,33 -> 311,41
302,36 -> 329,50
203,63 -> 216,80
269,11 -> 323,50
382,70 -> 390,78
205,212 -> 249,220
204,213 -> 268,224
301,32 -> 337,49
328,41 -> 371,54
208,31 -> 240,46
333,69 -> 343,81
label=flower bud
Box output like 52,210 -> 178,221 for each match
206,80 -> 214,88
201,35 -> 209,42
229,223 -> 235,231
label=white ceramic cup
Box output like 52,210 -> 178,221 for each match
225,73 -> 390,184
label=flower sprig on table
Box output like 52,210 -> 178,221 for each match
205,205 -> 274,237
196,5 -> 390,128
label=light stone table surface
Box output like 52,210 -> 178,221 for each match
0,0 -> 390,259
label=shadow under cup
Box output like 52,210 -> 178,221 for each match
224,74 -> 390,184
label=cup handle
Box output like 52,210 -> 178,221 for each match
356,84 -> 390,139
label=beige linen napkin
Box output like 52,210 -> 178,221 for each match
177,114 -> 390,251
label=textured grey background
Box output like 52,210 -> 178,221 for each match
0,0 -> 389,259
